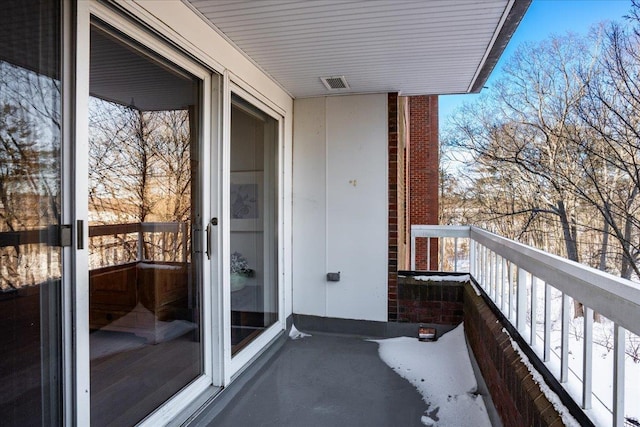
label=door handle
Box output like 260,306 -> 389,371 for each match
77,220 -> 84,249
205,223 -> 211,260
205,218 -> 217,260
49,224 -> 72,247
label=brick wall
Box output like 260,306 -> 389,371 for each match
390,95 -> 441,319
409,95 -> 439,270
397,275 -> 464,324
463,284 -> 565,427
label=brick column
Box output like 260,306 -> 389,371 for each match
409,95 -> 439,270
388,93 -> 399,321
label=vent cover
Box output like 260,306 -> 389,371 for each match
321,75 -> 349,90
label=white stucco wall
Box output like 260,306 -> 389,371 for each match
293,94 -> 388,321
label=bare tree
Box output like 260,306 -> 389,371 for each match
0,61 -> 61,290
575,22 -> 640,279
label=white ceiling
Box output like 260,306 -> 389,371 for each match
184,0 -> 529,98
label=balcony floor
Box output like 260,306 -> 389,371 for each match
207,332 -> 429,426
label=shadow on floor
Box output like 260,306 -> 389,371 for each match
208,332 -> 427,427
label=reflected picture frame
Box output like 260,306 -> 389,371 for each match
230,171 -> 263,231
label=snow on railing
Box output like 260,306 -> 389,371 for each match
411,225 -> 640,427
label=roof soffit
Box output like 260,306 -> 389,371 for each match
184,0 -> 530,98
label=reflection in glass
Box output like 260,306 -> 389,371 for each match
0,0 -> 62,425
230,95 -> 279,354
88,24 -> 202,426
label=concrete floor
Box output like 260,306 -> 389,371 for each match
208,332 -> 428,427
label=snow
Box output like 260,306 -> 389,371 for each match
502,327 -> 581,427
137,262 -> 183,270
408,274 -> 470,283
468,280 -> 482,296
371,324 -> 491,427
289,324 -> 311,340
534,316 -> 640,426
483,273 -> 640,426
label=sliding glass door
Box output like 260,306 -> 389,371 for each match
2,2 -> 285,424
86,20 -> 209,426
0,1 -> 63,425
229,94 -> 279,355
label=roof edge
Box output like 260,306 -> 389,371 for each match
469,0 -> 532,93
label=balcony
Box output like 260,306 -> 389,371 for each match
4,224 -> 639,426
408,225 -> 640,427
192,225 -> 640,426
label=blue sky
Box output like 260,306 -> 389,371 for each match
439,0 -> 634,128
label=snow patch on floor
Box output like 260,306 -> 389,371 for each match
371,323 -> 491,427
289,324 -> 311,340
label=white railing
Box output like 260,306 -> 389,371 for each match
89,222 -> 188,269
410,225 -> 640,427
410,225 -> 471,272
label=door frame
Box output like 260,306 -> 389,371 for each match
223,80 -> 286,381
72,2 -> 219,425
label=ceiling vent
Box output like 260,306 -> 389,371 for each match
321,75 -> 349,91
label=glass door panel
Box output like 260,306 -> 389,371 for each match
230,94 -> 279,355
88,23 -> 203,426
0,1 -> 62,425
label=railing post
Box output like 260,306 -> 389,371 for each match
454,237 -> 458,272
582,307 -> 593,410
487,251 -> 493,298
544,282 -> 551,362
469,239 -> 476,279
501,257 -> 507,313
561,292 -> 570,383
516,267 -> 527,334
181,222 -> 187,263
507,261 -> 513,320
494,255 -> 501,307
137,225 -> 143,261
613,324 -> 625,427
493,254 -> 502,304
482,245 -> 488,288
479,245 -> 484,287
530,276 -> 538,346
410,230 -> 416,270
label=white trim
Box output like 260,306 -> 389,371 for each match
278,114 -> 287,333
113,0 -> 226,75
89,2 -> 211,79
228,323 -> 283,375
73,3 -> 92,424
467,0 -> 515,93
221,70 -> 233,385
224,81 -> 286,378
230,74 -> 286,120
142,376 -> 212,426
61,0 -> 75,424
209,73 -> 225,388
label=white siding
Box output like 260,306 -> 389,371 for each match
186,0 -> 514,97
293,94 -> 388,321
